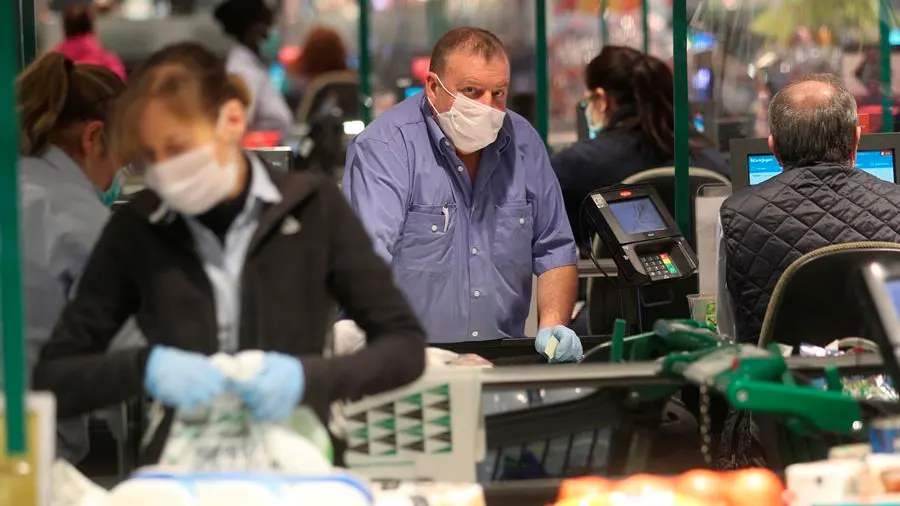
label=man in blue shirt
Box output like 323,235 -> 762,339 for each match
343,27 -> 582,362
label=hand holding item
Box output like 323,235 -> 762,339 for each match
143,346 -> 226,409
535,326 -> 584,363
232,352 -> 305,422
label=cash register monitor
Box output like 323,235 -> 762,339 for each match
730,132 -> 900,190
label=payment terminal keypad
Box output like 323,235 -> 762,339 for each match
639,253 -> 679,280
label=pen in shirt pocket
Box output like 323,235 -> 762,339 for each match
441,205 -> 450,232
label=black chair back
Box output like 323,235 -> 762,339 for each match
759,242 -> 900,349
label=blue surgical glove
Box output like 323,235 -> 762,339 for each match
535,326 -> 584,363
143,346 -> 226,409
232,352 -> 305,422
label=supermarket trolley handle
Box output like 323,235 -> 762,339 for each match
724,377 -> 865,435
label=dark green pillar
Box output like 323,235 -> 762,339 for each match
1,0 -> 27,455
358,0 -> 372,124
880,0 -> 893,132
535,0 -> 549,145
672,0 -> 689,234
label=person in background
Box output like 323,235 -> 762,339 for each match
214,0 -> 293,134
52,3 -> 126,81
717,74 -> 900,344
551,46 -> 728,244
17,53 -> 125,463
343,27 -> 582,362
291,26 -> 357,122
32,42 -> 426,465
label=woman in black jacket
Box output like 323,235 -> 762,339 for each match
551,46 -> 728,244
32,42 -> 427,463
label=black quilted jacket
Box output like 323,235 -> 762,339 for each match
720,163 -> 900,343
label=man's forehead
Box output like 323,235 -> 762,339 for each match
442,50 -> 510,84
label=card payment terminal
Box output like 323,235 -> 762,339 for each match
583,184 -> 698,284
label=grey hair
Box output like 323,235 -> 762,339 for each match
768,73 -> 858,170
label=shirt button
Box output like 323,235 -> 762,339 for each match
456,165 -> 464,173
518,217 -> 526,225
471,247 -> 478,255
471,331 -> 479,338
431,224 -> 438,232
473,290 -> 481,298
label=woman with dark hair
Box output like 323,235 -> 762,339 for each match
214,0 -> 293,134
52,4 -> 126,80
551,46 -> 728,242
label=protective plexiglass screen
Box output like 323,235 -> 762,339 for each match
607,197 -> 667,235
748,149 -> 896,185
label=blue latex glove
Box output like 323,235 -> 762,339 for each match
535,326 -> 584,363
232,352 -> 305,422
143,346 -> 226,409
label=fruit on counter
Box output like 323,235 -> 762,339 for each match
614,474 -> 673,496
555,468 -> 785,506
674,469 -> 726,505
725,468 -> 785,506
555,492 -> 709,506
558,476 -> 612,500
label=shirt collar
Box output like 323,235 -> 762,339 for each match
41,145 -> 95,192
246,152 -> 282,206
418,93 -> 512,155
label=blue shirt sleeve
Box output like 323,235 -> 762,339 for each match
526,134 -> 579,275
342,137 -> 411,264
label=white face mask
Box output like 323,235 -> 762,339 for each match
432,76 -> 506,155
145,145 -> 239,216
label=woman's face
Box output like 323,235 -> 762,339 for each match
138,98 -> 246,168
584,88 -> 609,129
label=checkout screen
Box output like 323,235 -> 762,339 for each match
748,149 -> 895,186
608,197 -> 667,234
887,279 -> 900,318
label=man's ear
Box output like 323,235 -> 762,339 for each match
425,72 -> 441,105
767,134 -> 782,166
217,99 -> 247,141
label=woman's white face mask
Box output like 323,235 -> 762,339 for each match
431,76 -> 506,155
145,145 -> 239,216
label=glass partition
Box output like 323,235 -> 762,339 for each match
690,0 -> 900,157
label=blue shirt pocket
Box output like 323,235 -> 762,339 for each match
393,204 -> 456,273
493,200 -> 534,274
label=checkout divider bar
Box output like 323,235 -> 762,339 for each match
479,353 -> 884,391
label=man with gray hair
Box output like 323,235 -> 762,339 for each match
343,27 -> 581,361
717,74 -> 900,343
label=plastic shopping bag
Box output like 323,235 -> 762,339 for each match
157,352 -> 333,474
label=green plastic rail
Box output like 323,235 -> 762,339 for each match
358,0 -> 372,124
1,1 -> 26,456
879,0 -> 893,133
672,0 -> 690,234
535,0 -> 549,145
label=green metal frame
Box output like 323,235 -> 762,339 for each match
1,0 -> 26,456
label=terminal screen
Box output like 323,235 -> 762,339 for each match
608,197 -> 667,234
748,149 -> 895,185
